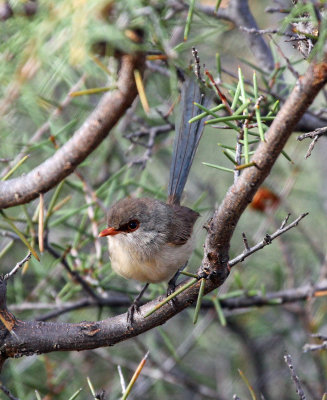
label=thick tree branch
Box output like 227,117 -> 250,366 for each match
202,58 -> 327,279
0,52 -> 145,209
9,279 -> 327,322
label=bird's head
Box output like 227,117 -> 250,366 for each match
99,197 -> 172,245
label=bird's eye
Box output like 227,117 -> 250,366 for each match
127,220 -> 139,231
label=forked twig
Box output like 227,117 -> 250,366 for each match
229,213 -> 308,267
4,252 -> 32,281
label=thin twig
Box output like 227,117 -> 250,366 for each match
229,213 -> 308,267
297,127 -> 327,140
303,333 -> 327,352
270,35 -> 300,80
125,123 -> 172,168
303,342 -> 327,352
297,126 -> 327,158
4,252 -> 32,281
38,193 -> 44,253
192,47 -> 204,83
75,171 -> 104,260
304,135 -> 319,159
9,279 -> 327,322
118,365 -> 126,394
240,26 -> 281,35
284,354 -> 306,400
0,384 -> 20,400
128,311 -> 216,399
44,241 -> 102,303
242,232 -> 250,251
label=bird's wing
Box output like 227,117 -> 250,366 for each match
167,204 -> 199,245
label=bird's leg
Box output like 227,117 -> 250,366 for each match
127,283 -> 149,325
167,270 -> 181,297
166,262 -> 188,299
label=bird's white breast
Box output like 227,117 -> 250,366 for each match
107,231 -> 194,283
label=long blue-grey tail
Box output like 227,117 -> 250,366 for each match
167,77 -> 211,205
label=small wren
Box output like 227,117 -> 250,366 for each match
99,76 -> 211,322
99,197 -> 199,284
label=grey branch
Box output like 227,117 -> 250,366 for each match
284,354 -> 306,400
297,126 -> 327,140
229,213 -> 308,267
303,333 -> 327,353
196,0 -> 274,72
303,342 -> 327,352
4,252 -> 32,281
0,384 -> 20,400
8,280 -> 327,321
1,39 -> 327,365
297,126 -> 327,158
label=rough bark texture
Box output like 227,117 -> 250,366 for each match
202,60 -> 327,277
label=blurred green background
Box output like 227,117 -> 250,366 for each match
1,0 -> 326,399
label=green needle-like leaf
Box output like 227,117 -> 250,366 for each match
1,211 -> 40,261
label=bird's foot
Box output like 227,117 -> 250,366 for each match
197,266 -> 217,280
166,280 -> 178,307
166,267 -> 184,307
166,280 -> 176,297
126,283 -> 149,326
127,301 -> 140,326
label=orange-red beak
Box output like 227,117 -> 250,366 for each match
99,227 -> 120,237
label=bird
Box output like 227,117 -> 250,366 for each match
99,76 -> 211,323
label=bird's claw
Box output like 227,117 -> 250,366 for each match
197,267 -> 217,280
126,282 -> 149,326
127,302 -> 140,326
166,280 -> 176,297
166,282 -> 178,307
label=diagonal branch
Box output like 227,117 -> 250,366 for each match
0,52 -> 145,209
229,213 -> 308,267
202,58 -> 327,280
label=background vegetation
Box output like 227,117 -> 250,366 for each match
0,0 -> 327,399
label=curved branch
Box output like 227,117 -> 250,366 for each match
202,58 -> 327,275
0,53 -> 145,209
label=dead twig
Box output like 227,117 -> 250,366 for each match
0,383 -> 20,400
229,213 -> 308,267
284,354 -> 306,400
124,123 -> 173,168
303,333 -> 327,353
4,252 -> 32,281
297,127 -> 327,158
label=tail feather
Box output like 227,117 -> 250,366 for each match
168,78 -> 211,204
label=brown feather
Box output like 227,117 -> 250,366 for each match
167,204 -> 199,245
